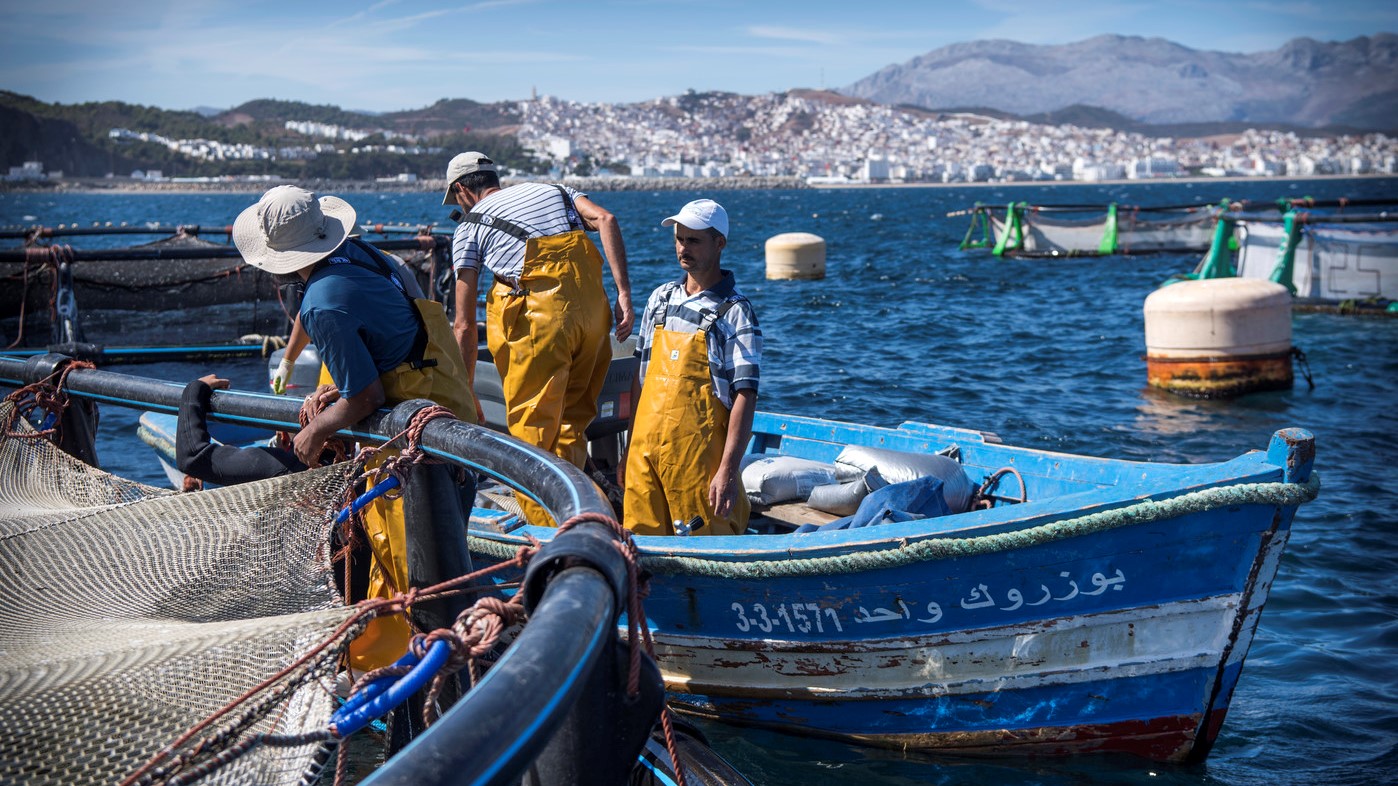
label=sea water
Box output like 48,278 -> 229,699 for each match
2,177 -> 1395,785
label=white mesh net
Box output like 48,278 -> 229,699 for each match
0,401 -> 359,786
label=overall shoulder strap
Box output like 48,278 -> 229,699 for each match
325,239 -> 435,369
458,210 -> 534,242
343,238 -> 408,293
554,184 -> 582,230
697,297 -> 741,334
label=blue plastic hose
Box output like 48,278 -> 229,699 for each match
335,475 -> 402,525
331,639 -> 452,737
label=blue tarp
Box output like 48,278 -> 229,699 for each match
795,474 -> 954,532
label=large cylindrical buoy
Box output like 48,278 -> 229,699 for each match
765,233 -> 826,280
1143,278 -> 1293,398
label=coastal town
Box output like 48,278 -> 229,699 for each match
7,90 -> 1396,188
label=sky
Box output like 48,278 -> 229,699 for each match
2,0 -> 1396,114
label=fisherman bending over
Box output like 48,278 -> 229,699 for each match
233,184 -> 476,671
443,151 -> 633,526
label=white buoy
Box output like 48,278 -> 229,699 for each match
1143,278 -> 1293,397
765,232 -> 826,280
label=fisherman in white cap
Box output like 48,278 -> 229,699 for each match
622,199 -> 762,536
233,184 -> 476,672
443,151 -> 633,526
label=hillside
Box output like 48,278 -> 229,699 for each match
842,34 -> 1398,131
0,91 -> 534,179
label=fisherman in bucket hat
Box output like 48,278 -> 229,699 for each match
234,184 -> 477,672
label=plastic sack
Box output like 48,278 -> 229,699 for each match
806,467 -> 886,516
741,455 -> 841,506
799,474 -> 954,532
833,445 -> 973,513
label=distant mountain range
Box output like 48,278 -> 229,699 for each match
842,34 -> 1398,130
3,34 -> 1394,179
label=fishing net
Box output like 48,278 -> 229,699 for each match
1,233 -> 285,349
1234,220 -> 1398,301
0,400 -> 359,786
987,208 -> 1217,256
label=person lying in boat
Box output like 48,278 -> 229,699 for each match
176,373 -> 310,485
233,184 -> 476,673
622,199 -> 762,536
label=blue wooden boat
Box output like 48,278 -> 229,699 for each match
464,411 -> 1318,763
130,359 -> 1319,763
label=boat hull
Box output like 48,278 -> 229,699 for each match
468,416 -> 1315,762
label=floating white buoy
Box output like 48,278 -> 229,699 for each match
1143,278 -> 1293,398
765,232 -> 826,280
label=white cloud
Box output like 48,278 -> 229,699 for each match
746,26 -> 843,46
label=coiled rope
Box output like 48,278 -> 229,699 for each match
470,474 -> 1320,580
1,358 -> 96,443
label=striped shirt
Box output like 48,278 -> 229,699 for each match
636,270 -> 761,409
450,182 -> 586,282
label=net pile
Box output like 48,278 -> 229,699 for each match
0,401 -> 358,786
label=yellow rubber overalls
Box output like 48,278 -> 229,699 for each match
486,228 -> 611,527
623,310 -> 748,537
312,244 -> 477,671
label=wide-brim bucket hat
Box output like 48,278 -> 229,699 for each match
233,185 -> 357,274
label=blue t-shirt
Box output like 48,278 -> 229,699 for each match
300,239 -> 419,399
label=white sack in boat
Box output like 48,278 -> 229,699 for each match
833,445 -> 974,513
806,467 -> 887,516
741,455 -> 842,505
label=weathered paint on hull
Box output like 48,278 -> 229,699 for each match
622,472 -> 1297,762
1145,352 -> 1293,398
671,693 -> 1227,762
651,600 -> 1256,763
468,420 -> 1315,762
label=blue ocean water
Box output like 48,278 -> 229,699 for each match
2,177 -> 1396,785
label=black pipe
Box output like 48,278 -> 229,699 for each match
355,223 -> 454,236
0,236 -> 448,262
0,355 -> 607,523
1,344 -> 273,364
0,225 -> 234,240
362,567 -> 616,786
1224,210 -> 1397,224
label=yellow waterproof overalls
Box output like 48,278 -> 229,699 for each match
623,303 -> 748,537
477,199 -> 611,528
312,240 -> 476,671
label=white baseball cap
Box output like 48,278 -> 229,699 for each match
441,151 -> 498,204
232,185 -> 356,274
662,199 -> 729,238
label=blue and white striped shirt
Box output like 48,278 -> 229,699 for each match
450,182 -> 586,282
636,270 -> 761,409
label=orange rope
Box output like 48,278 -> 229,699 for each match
1,358 -> 96,442
122,549 -> 539,786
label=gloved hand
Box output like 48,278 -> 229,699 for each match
271,357 -> 296,395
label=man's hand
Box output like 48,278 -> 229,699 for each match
708,464 -> 741,519
198,374 -> 230,390
613,290 -> 634,341
293,421 -> 329,468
